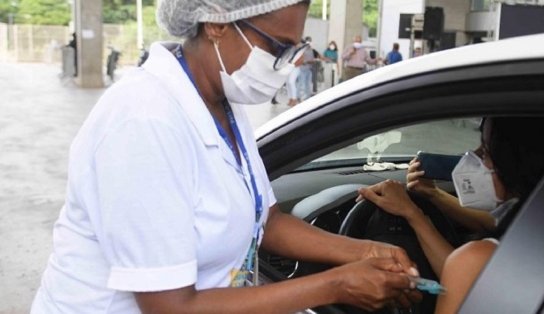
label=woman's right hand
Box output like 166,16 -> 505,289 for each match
331,258 -> 421,311
406,157 -> 438,198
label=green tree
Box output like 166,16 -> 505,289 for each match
0,0 -> 20,24
17,0 -> 70,25
364,0 -> 379,37
308,0 -> 379,37
308,0 -> 326,18
103,0 -> 155,24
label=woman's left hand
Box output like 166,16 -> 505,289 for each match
354,180 -> 426,274
357,180 -> 421,220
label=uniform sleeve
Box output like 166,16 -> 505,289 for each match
93,117 -> 198,292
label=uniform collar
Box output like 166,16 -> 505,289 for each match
142,42 -> 218,146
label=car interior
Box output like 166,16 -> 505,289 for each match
257,116 -> 539,314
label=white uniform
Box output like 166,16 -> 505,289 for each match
31,42 -> 275,313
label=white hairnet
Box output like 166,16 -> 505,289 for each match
157,0 -> 309,38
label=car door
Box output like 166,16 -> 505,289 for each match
256,57 -> 544,313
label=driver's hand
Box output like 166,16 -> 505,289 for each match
331,258 -> 422,311
406,157 -> 439,198
357,180 -> 421,220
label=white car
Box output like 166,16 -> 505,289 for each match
255,34 -> 544,314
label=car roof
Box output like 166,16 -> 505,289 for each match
255,33 -> 544,139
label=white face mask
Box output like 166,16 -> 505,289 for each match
452,151 -> 503,211
329,45 -> 336,50
353,42 -> 364,49
213,24 -> 294,105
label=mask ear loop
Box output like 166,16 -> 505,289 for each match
213,23 -> 253,74
233,22 -> 253,49
469,150 -> 495,174
467,150 -> 503,204
212,39 -> 228,73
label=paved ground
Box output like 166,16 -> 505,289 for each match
0,62 -> 294,313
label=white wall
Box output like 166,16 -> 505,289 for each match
304,17 -> 330,55
427,0 -> 471,46
466,11 -> 497,32
0,23 -> 8,62
304,17 -> 369,57
378,0 -> 424,59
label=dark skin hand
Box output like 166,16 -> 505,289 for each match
135,3 -> 421,313
136,256 -> 420,314
136,205 -> 421,313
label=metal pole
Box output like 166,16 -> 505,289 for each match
376,0 -> 383,58
29,24 -> 34,61
136,0 -> 144,49
7,13 -> 13,51
410,26 -> 415,58
14,24 -> 19,62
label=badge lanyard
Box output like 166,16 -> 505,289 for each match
174,45 -> 263,286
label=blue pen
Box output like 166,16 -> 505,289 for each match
409,276 -> 447,295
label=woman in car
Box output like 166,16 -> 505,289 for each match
357,117 -> 544,313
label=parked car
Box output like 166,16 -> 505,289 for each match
254,34 -> 544,314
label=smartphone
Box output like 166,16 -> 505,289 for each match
416,151 -> 462,181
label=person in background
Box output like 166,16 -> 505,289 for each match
137,45 -> 150,67
310,43 -> 322,95
323,41 -> 339,63
323,40 -> 339,87
286,40 -> 305,107
413,47 -> 423,57
297,36 -> 316,101
384,43 -> 403,65
341,35 -> 379,82
357,117 -> 544,313
67,32 -> 77,76
31,1 -> 420,313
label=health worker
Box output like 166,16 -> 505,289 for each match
31,1 -> 420,313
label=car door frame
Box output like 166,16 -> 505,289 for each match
258,59 -> 544,181
459,176 -> 544,313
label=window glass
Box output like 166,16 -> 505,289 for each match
310,118 -> 481,165
471,0 -> 490,11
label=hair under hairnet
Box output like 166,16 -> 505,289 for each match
157,0 -> 308,38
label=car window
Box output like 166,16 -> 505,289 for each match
310,118 -> 481,166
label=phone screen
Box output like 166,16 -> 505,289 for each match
416,152 -> 462,181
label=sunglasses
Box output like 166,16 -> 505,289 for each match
236,20 -> 309,70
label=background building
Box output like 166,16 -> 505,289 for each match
378,0 -> 544,58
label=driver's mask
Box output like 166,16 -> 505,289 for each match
451,150 -> 503,211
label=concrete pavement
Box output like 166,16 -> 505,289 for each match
0,62 -> 293,313
1,63 -> 101,313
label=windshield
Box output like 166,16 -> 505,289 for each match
303,118 -> 481,169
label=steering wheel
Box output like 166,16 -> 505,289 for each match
337,191 -> 461,314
